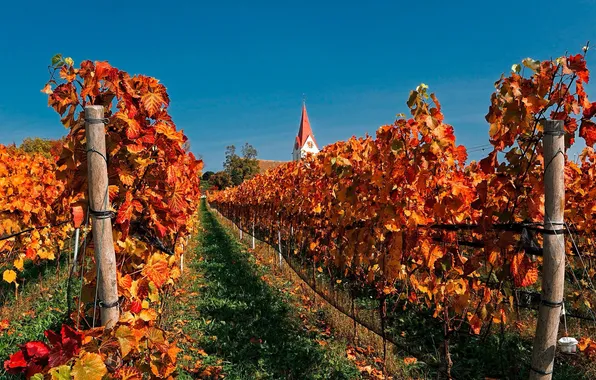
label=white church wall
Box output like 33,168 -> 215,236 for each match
300,135 -> 319,157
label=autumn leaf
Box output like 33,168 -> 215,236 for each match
580,120 -> 596,146
3,269 -> 16,284
13,257 -> 24,271
469,314 -> 482,335
116,325 -> 137,358
117,366 -> 143,380
142,91 -> 166,117
41,83 -> 53,95
403,357 -> 418,365
49,365 -> 71,380
142,255 -> 171,288
510,253 -> 538,287
72,352 -> 107,380
4,350 -> 27,373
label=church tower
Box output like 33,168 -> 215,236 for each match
292,102 -> 319,161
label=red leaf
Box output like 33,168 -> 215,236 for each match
580,120 -> 596,146
154,220 -> 167,239
116,191 -> 143,237
71,206 -> 85,228
479,150 -> 497,174
584,102 -> 596,119
24,341 -> 50,360
568,54 -> 590,83
44,325 -> 83,368
469,315 -> 482,335
4,350 -> 27,373
130,300 -> 142,314
25,247 -> 36,260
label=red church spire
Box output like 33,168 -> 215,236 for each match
295,101 -> 318,150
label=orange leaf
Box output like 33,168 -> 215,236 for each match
142,91 -> 166,117
142,255 -> 170,288
469,314 -> 482,335
510,253 -> 538,287
403,357 -> 417,365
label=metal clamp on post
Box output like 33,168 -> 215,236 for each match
541,228 -> 567,235
541,118 -> 565,136
540,298 -> 564,308
543,129 -> 565,136
85,117 -> 109,124
530,366 -> 553,376
98,299 -> 120,309
89,207 -> 115,220
541,220 -> 566,235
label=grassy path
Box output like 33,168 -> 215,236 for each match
168,201 -> 362,379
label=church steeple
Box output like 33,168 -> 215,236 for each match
293,100 -> 320,161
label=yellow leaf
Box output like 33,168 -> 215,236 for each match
522,57 -> 541,72
14,257 -> 24,271
72,352 -> 107,380
3,270 -> 16,284
317,267 -> 323,273
41,83 -> 53,95
49,364 -> 71,380
116,325 -> 137,358
313,204 -> 322,214
147,281 -> 160,303
38,248 -> 55,260
384,223 -> 399,232
139,309 -> 158,322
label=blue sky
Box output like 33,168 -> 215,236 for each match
0,0 -> 594,171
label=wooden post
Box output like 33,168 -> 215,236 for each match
278,227 -> 282,268
530,120 -> 565,380
252,221 -> 256,250
85,106 -> 120,329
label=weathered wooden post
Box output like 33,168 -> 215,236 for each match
252,221 -> 256,250
85,106 -> 120,329
530,120 -> 565,379
278,225 -> 283,268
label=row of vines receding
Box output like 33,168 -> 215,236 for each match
208,51 -> 596,376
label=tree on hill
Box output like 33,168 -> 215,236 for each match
19,137 -> 65,158
202,171 -> 215,181
224,143 -> 259,186
209,171 -> 233,190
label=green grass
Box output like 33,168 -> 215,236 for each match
167,200 -> 361,379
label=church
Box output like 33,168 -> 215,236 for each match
292,102 -> 320,161
257,102 -> 320,173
